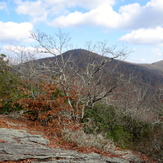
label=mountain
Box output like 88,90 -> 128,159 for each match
113,60 -> 163,86
33,49 -> 163,87
140,60 -> 163,73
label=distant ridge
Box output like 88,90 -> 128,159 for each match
22,49 -> 163,87
141,60 -> 163,73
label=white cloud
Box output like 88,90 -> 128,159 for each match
140,58 -> 146,62
118,3 -> 142,28
0,22 -> 33,42
49,2 -> 141,29
49,4 -> 121,28
120,27 -> 163,45
43,0 -> 115,9
51,11 -> 86,27
48,0 -> 163,29
15,0 -> 115,20
14,0 -> 163,30
0,2 -> 7,10
16,0 -> 43,16
3,45 -> 55,64
15,0 -> 47,22
152,48 -> 163,56
13,0 -> 163,47
146,0 -> 163,10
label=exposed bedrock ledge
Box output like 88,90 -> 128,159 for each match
0,128 -> 142,163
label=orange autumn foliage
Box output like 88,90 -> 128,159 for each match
15,82 -> 84,129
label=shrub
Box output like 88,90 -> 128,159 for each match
16,82 -> 83,125
0,54 -> 23,114
0,99 -> 23,114
83,103 -> 155,149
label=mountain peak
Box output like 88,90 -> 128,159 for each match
62,49 -> 99,57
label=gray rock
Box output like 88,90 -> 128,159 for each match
0,128 -> 49,145
0,128 -> 142,163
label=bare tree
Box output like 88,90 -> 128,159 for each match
7,30 -> 129,120
29,30 -> 130,119
5,45 -> 40,81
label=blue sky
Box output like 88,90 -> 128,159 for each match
0,0 -> 163,63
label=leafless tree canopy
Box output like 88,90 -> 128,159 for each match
8,30 -> 162,122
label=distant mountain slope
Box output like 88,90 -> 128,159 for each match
141,60 -> 163,73
17,49 -> 163,88
34,49 -> 163,87
114,60 -> 163,86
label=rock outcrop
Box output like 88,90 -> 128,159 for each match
0,128 -> 143,163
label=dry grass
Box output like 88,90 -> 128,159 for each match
62,128 -> 116,152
